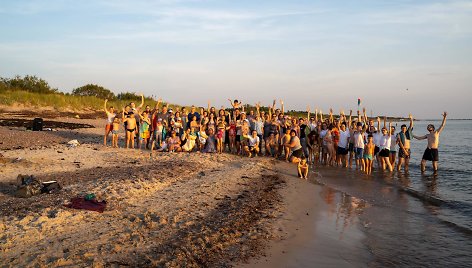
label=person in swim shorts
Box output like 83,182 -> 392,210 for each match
413,112 -> 447,172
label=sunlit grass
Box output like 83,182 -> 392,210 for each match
0,90 -> 149,111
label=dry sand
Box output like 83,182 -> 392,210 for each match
0,112 -> 372,267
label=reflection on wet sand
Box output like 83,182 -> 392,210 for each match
321,187 -> 368,240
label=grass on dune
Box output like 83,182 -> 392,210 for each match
0,90 -> 149,111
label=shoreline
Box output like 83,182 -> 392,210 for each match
1,114 -> 471,267
242,162 -> 372,267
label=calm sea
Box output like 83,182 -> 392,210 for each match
313,120 -> 472,267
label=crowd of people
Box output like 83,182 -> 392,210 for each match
103,96 -> 448,175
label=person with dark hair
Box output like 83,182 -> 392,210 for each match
298,157 -> 309,179
103,99 -> 116,146
337,113 -> 350,167
364,135 -> 375,175
378,119 -> 394,172
396,114 -> 414,172
285,129 -> 303,163
413,112 -> 447,172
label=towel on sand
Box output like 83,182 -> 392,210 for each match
65,197 -> 107,213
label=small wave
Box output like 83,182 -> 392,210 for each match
400,187 -> 445,206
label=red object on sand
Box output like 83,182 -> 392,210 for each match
65,197 -> 107,213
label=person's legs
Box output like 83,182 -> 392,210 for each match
104,125 -> 111,146
301,138 -> 308,158
130,132 -> 135,149
397,157 -> 404,171
421,159 -> 426,172
254,146 -> 260,155
390,153 -> 396,167
432,161 -> 438,171
384,157 -> 393,171
405,157 -> 410,172
284,146 -> 291,161
303,167 -> 308,179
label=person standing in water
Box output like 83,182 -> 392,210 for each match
413,112 -> 447,172
396,114 -> 414,172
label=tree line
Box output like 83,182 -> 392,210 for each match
0,75 -> 151,101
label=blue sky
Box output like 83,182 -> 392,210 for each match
1,0 -> 471,118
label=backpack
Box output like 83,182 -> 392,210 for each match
16,175 -> 43,198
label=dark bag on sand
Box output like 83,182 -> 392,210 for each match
16,175 -> 43,198
41,181 -> 62,194
32,118 -> 43,131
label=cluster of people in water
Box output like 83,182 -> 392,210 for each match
103,95 -> 448,176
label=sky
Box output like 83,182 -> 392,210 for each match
0,0 -> 471,119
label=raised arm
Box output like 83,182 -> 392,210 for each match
348,110 -> 352,128
307,106 -> 310,123
377,117 -> 381,131
437,112 -> 447,133
320,110 -> 324,122
154,97 -> 162,112
329,108 -> 334,124
104,99 -> 110,115
383,116 -> 387,129
409,113 -> 414,129
315,108 -> 318,122
388,121 -> 392,135
280,100 -> 284,115
228,99 -> 235,108
207,100 -> 211,113
138,93 -> 144,109
271,99 -> 276,115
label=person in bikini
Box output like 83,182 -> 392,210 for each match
103,99 -> 116,146
413,112 -> 447,172
285,129 -> 304,163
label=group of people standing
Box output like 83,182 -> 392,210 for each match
103,96 -> 448,174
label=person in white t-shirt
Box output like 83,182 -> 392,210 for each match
378,120 -> 394,172
336,114 -> 350,167
244,130 -> 260,157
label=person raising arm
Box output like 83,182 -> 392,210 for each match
413,112 -> 447,172
103,99 -> 116,146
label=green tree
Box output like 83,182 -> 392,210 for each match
1,75 -> 58,93
72,84 -> 115,99
116,92 -> 140,100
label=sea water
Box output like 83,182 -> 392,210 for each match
313,120 -> 472,267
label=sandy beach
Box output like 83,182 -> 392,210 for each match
0,111 -> 369,267
2,112 -> 470,267
0,113 -> 284,267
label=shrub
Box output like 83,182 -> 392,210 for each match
72,84 -> 115,99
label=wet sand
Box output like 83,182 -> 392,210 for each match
243,163 -> 372,267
